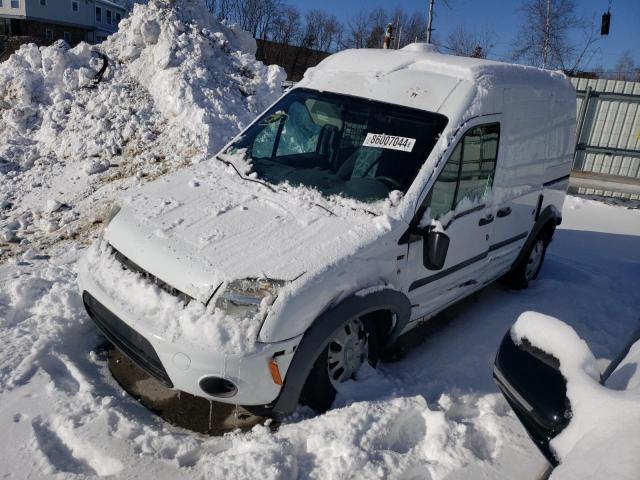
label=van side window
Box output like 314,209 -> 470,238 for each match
427,123 -> 499,219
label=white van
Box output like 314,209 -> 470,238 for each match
79,44 -> 576,414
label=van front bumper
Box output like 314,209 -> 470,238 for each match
78,263 -> 301,407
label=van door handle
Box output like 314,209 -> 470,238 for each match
479,214 -> 494,226
497,207 -> 512,218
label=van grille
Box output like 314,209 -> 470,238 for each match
108,244 -> 194,305
83,291 -> 173,388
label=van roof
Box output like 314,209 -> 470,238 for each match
298,43 -> 574,117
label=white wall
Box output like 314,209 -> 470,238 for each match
0,0 -> 27,18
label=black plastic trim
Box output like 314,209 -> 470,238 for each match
199,376 -> 238,398
444,204 -> 486,229
511,205 -> 560,271
535,194 -> 544,221
109,244 -> 194,305
408,232 -> 527,292
408,252 -> 487,291
543,174 -> 570,187
271,289 -> 411,414
83,291 -> 173,388
488,232 -> 528,252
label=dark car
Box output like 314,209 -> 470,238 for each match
493,313 -> 640,479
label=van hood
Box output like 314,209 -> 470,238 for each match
103,162 -> 395,303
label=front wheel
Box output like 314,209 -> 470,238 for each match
300,317 -> 372,412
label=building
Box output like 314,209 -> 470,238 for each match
94,0 -> 125,42
0,0 -> 126,58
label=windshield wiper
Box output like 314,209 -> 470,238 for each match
358,207 -> 377,216
275,185 -> 337,217
213,156 -> 380,217
215,155 -> 277,193
216,155 -> 338,216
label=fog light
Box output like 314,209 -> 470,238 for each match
199,376 -> 237,398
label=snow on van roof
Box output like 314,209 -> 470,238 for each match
311,43 -> 570,86
300,43 -> 573,116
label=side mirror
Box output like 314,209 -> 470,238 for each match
422,229 -> 450,270
493,332 -> 571,466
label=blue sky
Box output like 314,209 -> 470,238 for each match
288,0 -> 640,71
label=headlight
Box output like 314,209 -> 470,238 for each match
98,204 -> 121,244
104,204 -> 121,228
215,278 -> 285,319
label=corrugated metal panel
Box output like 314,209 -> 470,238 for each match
571,77 -> 640,179
572,77 -> 640,95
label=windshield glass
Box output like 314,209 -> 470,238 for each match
225,88 -> 448,203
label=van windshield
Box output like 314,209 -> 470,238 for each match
224,88 -> 448,203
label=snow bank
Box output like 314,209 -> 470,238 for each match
102,0 -> 283,154
0,0 -> 284,261
512,312 -> 640,479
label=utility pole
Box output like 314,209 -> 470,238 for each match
426,0 -> 435,44
542,0 -> 551,68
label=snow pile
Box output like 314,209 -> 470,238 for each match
0,0 -> 284,261
102,0 -> 283,154
512,312 -> 640,479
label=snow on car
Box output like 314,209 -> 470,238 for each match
79,42 -> 576,413
495,312 -> 640,479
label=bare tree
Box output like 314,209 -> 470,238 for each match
255,0 -> 282,42
364,7 -> 388,48
400,11 -> 427,47
446,24 -> 495,58
613,51 -> 637,81
304,10 -> 342,52
271,6 -> 302,46
215,0 -> 233,22
342,9 -> 370,49
230,0 -> 280,38
511,0 -> 599,72
204,0 -> 216,14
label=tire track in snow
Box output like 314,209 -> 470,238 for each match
31,417 -> 123,476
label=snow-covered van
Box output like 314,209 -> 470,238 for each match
79,44 -> 576,414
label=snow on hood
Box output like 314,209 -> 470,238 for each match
104,158 -> 398,302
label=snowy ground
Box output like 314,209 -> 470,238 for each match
0,195 -> 638,479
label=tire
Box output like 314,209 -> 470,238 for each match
505,231 -> 550,289
300,317 -> 376,412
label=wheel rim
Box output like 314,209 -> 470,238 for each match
327,318 -> 368,388
525,240 -> 545,281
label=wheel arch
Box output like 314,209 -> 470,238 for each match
271,288 -> 411,414
511,205 -> 560,271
